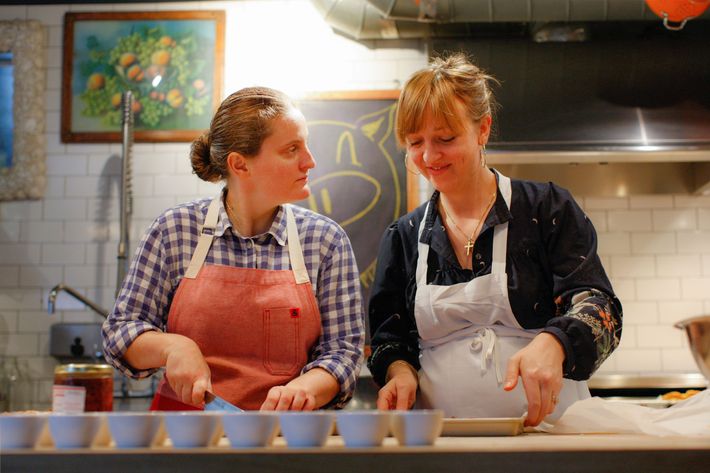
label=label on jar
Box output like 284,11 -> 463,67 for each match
52,385 -> 86,413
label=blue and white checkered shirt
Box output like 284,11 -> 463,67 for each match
102,193 -> 365,407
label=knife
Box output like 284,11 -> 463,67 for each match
204,391 -> 244,412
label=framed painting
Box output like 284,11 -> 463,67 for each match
295,90 -> 419,308
61,11 -> 224,143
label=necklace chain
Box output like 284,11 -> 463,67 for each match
440,191 -> 496,257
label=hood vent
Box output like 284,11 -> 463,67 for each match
311,0 -> 710,40
311,1 -> 710,195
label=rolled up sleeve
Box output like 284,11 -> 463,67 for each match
102,220 -> 175,378
303,230 -> 365,408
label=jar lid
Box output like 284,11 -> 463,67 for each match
54,363 -> 113,376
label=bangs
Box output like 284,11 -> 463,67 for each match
396,73 -> 466,146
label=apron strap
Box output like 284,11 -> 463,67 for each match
285,205 -> 310,285
415,202 -> 432,286
417,170 -> 513,280
469,328 -> 503,385
184,198 -> 310,284
184,197 -> 221,279
491,171 -> 512,275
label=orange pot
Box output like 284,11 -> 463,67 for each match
646,0 -> 710,29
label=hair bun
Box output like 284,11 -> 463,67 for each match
190,132 -> 219,182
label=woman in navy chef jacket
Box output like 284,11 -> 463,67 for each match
103,87 -> 364,411
367,54 -> 623,427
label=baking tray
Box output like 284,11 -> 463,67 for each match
441,416 -> 525,437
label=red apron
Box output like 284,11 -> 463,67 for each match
150,198 -> 322,411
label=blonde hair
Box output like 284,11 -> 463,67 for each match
190,86 -> 294,182
395,53 -> 498,147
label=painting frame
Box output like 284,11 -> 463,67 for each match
0,20 -> 46,201
61,10 -> 225,143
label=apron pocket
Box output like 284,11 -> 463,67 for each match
263,307 -> 301,376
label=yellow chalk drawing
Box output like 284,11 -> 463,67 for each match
361,116 -> 384,141
307,103 -> 403,221
306,102 -> 405,294
321,188 -> 332,215
335,130 -> 362,167
309,170 -> 381,228
307,193 -> 319,213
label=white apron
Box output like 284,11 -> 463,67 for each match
415,170 -> 589,419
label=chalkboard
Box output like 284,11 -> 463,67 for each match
296,91 -> 418,309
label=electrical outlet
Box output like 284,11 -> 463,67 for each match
50,323 -> 104,361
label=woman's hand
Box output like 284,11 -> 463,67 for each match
503,332 -> 565,427
260,386 -> 317,411
163,335 -> 212,406
260,368 -> 338,411
376,361 -> 418,410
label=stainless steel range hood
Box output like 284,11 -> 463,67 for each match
312,1 -> 710,196
312,0 -> 710,40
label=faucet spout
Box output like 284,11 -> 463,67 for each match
47,283 -> 110,319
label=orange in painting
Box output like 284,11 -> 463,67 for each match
151,50 -> 171,66
86,73 -> 105,90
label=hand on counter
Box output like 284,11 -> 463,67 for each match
260,367 -> 339,411
376,360 -> 418,410
504,332 -> 564,427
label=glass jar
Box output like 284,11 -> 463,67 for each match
53,364 -> 113,412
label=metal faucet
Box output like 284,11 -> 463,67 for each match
47,283 -> 109,319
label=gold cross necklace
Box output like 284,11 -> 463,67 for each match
439,191 -> 496,256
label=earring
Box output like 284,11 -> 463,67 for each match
404,153 -> 421,176
480,144 -> 487,168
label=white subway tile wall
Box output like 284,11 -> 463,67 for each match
1,1 -> 708,408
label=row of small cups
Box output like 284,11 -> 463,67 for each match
0,409 -> 444,450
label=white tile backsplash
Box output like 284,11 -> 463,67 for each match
607,210 -> 652,232
0,311 -> 18,333
699,208 -> 710,230
20,221 -> 64,243
656,254 -> 701,277
660,348 -> 698,371
610,255 -> 655,278
635,325 -> 683,348
629,195 -> 674,209
0,289 -> 43,311
615,349 -> 663,372
19,265 -> 64,288
620,301 -> 658,325
46,154 -> 88,176
17,311 -> 55,333
681,278 -> 710,300
658,300 -> 705,325
0,267 -> 20,288
0,221 -> 21,242
636,278 -> 681,301
630,232 -> 676,254
676,232 -> 710,253
2,0 -> 710,409
653,209 -> 697,231
2,333 -> 40,356
43,199 -> 87,221
41,243 -> 85,265
0,244 -> 42,265
597,232 -> 631,255
584,197 -> 629,210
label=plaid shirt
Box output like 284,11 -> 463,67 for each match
102,193 -> 365,407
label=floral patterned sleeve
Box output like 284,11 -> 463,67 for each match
542,288 -> 622,380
